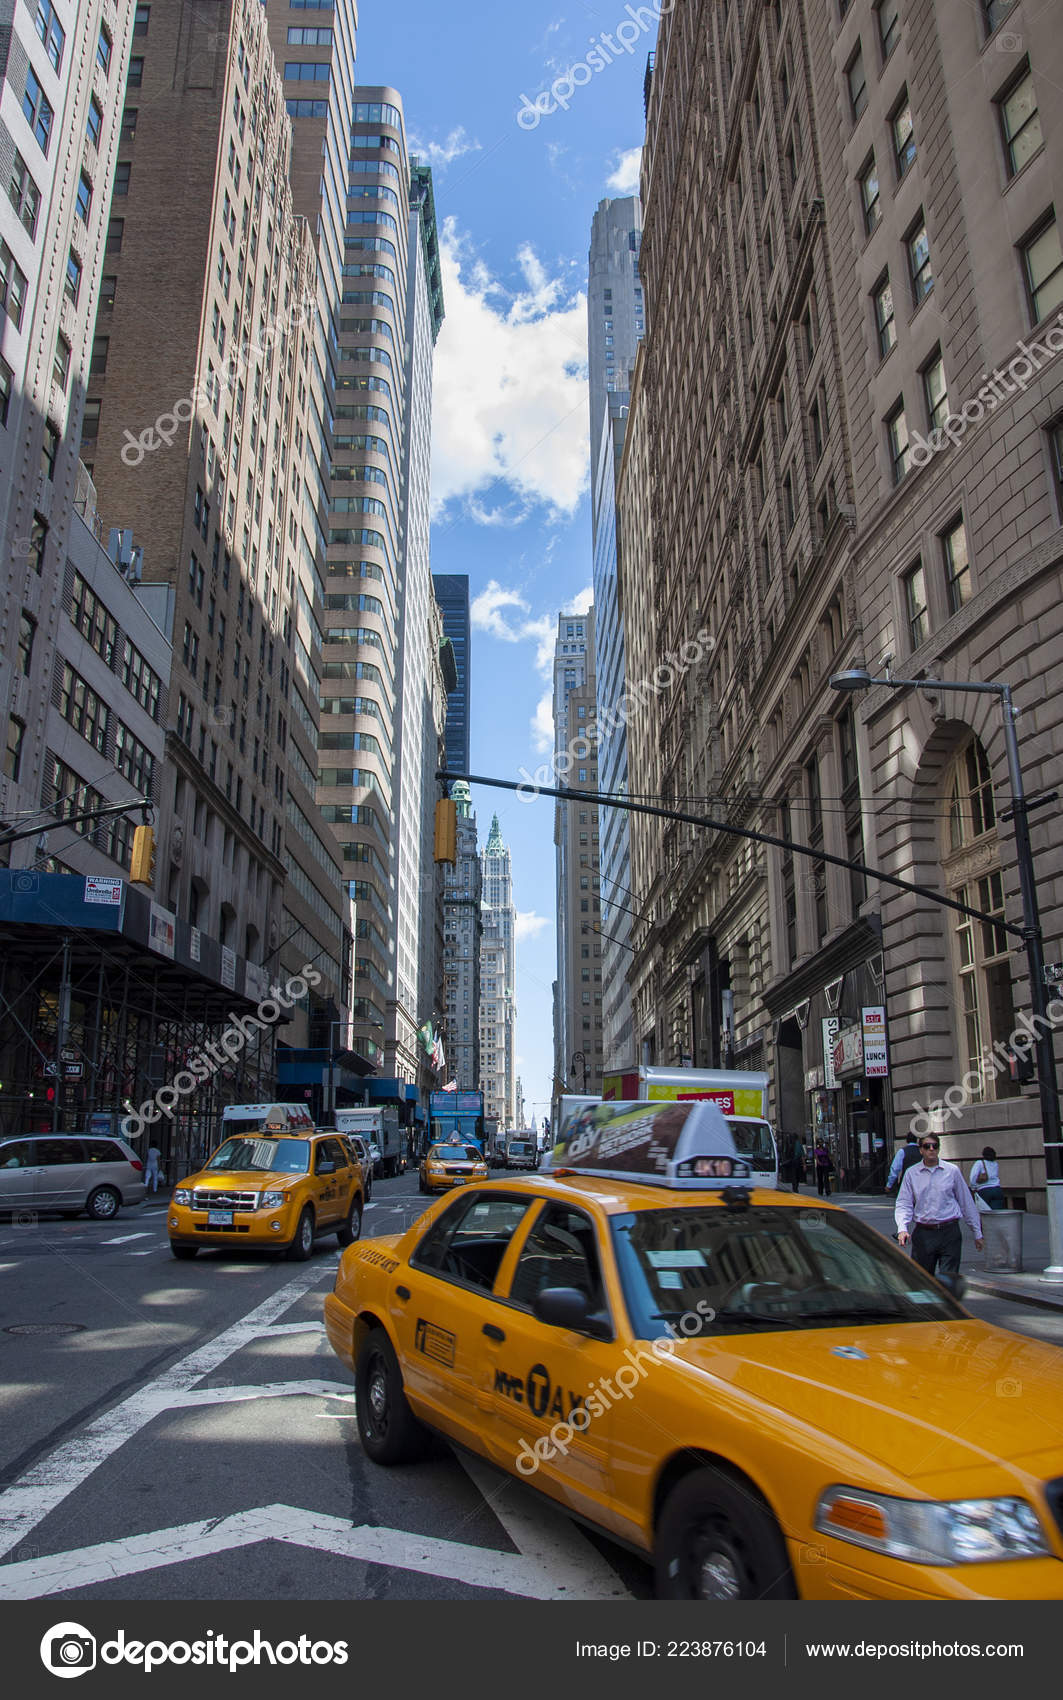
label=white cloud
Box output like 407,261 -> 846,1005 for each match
471,583 -> 596,752
565,585 -> 594,616
515,911 -> 550,941
606,146 -> 642,196
408,127 -> 481,170
431,220 -> 589,520
532,687 -> 554,754
470,581 -> 531,641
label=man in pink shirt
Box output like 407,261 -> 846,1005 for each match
895,1134 -> 983,1276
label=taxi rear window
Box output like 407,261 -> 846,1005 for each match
611,1206 -> 967,1337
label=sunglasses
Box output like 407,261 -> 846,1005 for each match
919,1140 -> 940,1149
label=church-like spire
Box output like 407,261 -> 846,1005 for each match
485,813 -> 505,854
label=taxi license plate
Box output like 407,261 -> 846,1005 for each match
207,1209 -> 233,1226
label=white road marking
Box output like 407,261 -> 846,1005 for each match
100,1232 -> 151,1245
0,1261 -> 327,1561
456,1451 -> 632,1600
0,1502 -> 628,1600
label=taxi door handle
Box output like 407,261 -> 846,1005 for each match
482,1323 -> 505,1342
395,1284 -> 410,1301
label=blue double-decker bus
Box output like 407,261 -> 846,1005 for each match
429,1089 -> 485,1154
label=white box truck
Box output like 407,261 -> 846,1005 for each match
332,1107 -> 404,1179
600,1065 -> 779,1186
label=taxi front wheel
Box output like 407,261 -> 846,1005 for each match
355,1327 -> 428,1464
285,1207 -> 315,1261
655,1468 -> 797,1601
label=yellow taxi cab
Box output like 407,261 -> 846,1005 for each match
418,1141 -> 488,1196
169,1122 -> 365,1261
324,1097 -> 1063,1601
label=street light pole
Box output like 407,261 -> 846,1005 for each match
831,667 -> 1063,1280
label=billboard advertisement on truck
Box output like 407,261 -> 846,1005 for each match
599,1066 -> 778,1185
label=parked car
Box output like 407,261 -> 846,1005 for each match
0,1134 -> 146,1220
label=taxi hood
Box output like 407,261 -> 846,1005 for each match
668,1318 -> 1063,1490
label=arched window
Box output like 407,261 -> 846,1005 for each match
940,734 -> 1016,1103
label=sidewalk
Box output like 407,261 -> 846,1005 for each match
813,1185 -> 1063,1312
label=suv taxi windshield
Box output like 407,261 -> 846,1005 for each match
611,1206 -> 967,1337
428,1144 -> 481,1162
205,1136 -> 310,1175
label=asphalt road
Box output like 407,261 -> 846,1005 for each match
0,1171 -> 1061,1602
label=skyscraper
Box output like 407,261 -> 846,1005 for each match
432,573 -> 471,776
480,813 -> 516,1129
0,0 -> 137,850
552,608 -> 603,1095
587,197 -> 644,1068
441,778 -> 481,1092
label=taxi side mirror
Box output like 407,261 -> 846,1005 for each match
533,1286 -> 613,1341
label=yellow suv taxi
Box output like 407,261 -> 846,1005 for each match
169,1128 -> 364,1261
419,1141 -> 488,1195
324,1098 -> 1063,1601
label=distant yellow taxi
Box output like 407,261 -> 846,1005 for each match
324,1098 -> 1063,1601
418,1141 -> 488,1196
169,1127 -> 365,1260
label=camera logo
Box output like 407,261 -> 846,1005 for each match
40,1623 -> 96,1679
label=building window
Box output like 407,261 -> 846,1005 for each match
847,45 -> 867,121
907,216 -> 933,303
65,249 -> 82,303
1021,214 -> 1063,325
0,357 -> 12,426
9,152 -> 41,237
877,0 -> 900,59
1049,418 -> 1063,520
873,272 -> 896,357
100,274 -> 117,311
904,560 -> 928,649
41,420 -> 59,480
922,350 -> 948,431
35,2 -> 65,70
52,335 -> 70,392
942,735 -> 1014,1104
128,56 -> 144,87
97,24 -> 112,75
27,513 -> 47,574
114,161 -> 131,195
859,155 -> 881,236
90,335 -> 108,377
0,242 -> 28,329
23,67 -> 53,154
982,0 -> 1016,34
106,217 -> 124,253
17,612 -> 35,676
942,515 -> 972,613
4,718 -> 25,782
782,466 -> 796,532
86,98 -> 103,150
998,65 -> 1042,179
75,171 -> 93,222
892,93 -> 916,178
887,401 -> 910,484
120,105 -> 137,148
134,4 -> 150,34
810,392 -> 826,462
81,398 -> 101,443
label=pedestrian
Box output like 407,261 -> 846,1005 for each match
813,1139 -> 833,1197
969,1145 -> 1007,1212
895,1134 -> 983,1276
885,1132 -> 922,1194
145,1143 -> 162,1195
789,1133 -> 805,1192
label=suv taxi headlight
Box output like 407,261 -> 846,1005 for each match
814,1486 -> 1051,1565
260,1190 -> 286,1208
174,1188 -> 192,1206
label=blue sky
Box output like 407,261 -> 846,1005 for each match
356,2 -> 654,1123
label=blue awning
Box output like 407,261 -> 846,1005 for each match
370,1078 -> 403,1100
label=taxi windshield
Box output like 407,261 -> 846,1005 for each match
205,1136 -> 310,1175
611,1206 -> 967,1337
429,1144 -> 481,1162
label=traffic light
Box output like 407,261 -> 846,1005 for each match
433,797 -> 457,864
129,823 -> 156,886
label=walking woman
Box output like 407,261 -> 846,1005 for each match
813,1139 -> 834,1197
969,1145 -> 1006,1211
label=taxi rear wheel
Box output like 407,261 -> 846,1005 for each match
336,1197 -> 362,1246
655,1468 -> 797,1601
355,1327 -> 427,1464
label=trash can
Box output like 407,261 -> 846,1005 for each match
980,1209 -> 1024,1273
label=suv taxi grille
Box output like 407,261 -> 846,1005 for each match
191,1189 -> 258,1211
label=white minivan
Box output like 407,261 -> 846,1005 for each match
0,1134 -> 146,1219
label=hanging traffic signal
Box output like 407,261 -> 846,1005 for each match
433,797 -> 457,864
129,823 -> 156,886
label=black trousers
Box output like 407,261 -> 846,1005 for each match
816,1168 -> 831,1196
911,1218 -> 962,1277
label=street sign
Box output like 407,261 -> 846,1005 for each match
60,1047 -> 78,1062
43,1062 -> 58,1076
862,1005 -> 889,1077
64,1062 -> 83,1078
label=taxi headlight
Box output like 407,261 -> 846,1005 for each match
260,1190 -> 286,1208
814,1486 -> 1051,1565
173,1188 -> 192,1206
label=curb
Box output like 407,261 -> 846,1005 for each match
962,1275 -> 1063,1314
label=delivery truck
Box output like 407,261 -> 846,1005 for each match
332,1106 -> 404,1179
600,1065 -> 779,1186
